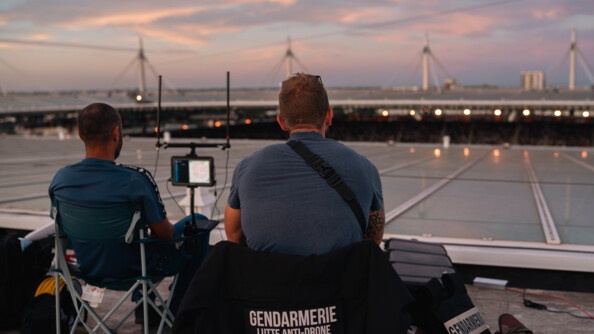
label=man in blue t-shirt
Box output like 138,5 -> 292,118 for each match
49,103 -> 209,322
225,73 -> 385,255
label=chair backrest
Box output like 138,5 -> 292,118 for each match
56,201 -> 141,242
173,240 -> 414,334
384,238 -> 455,286
53,200 -> 143,282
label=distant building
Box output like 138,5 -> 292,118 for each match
443,78 -> 457,90
521,71 -> 545,90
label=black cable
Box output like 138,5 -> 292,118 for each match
211,147 -> 231,220
154,75 -> 162,177
509,288 -> 594,320
523,296 -> 594,320
544,308 -> 594,320
523,298 -> 547,310
153,148 -> 160,178
165,180 -> 186,216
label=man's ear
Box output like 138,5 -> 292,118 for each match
112,126 -> 120,141
277,114 -> 289,132
325,108 -> 333,127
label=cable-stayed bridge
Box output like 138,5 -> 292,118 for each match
0,29 -> 594,119
1,28 -> 592,98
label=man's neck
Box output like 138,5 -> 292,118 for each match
289,126 -> 323,136
85,148 -> 115,161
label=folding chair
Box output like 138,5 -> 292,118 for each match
384,238 -> 491,334
173,240 -> 415,334
51,200 -> 182,334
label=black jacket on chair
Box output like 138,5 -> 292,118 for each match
173,240 -> 414,334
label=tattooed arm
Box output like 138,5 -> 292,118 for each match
363,208 -> 385,245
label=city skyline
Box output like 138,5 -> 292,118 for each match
0,0 -> 593,92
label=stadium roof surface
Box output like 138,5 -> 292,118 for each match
1,87 -> 594,114
1,135 -> 593,274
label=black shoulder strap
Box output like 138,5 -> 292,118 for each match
287,140 -> 367,235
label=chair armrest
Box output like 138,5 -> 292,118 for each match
125,211 -> 142,244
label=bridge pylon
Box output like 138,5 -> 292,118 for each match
418,33 -> 452,91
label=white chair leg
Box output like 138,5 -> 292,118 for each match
55,271 -> 61,334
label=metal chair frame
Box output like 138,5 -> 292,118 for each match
51,201 -> 177,334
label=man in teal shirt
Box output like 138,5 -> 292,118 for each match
49,102 -> 210,321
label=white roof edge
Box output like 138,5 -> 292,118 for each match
385,233 -> 594,273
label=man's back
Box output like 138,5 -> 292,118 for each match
50,158 -> 164,215
225,73 -> 386,253
228,132 -> 383,255
49,158 -> 167,279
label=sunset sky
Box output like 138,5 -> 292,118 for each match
0,0 -> 593,92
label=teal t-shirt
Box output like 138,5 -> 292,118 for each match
49,158 -> 170,279
49,158 -> 166,223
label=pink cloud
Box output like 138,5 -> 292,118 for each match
134,22 -> 242,47
532,8 -> 565,19
61,7 -> 211,29
337,8 -> 396,24
232,0 -> 296,5
406,12 -> 500,37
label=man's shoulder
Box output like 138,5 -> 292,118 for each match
259,142 -> 289,152
320,140 -> 379,173
317,139 -> 366,158
116,163 -> 157,183
51,160 -> 87,180
117,163 -> 152,174
241,143 -> 289,160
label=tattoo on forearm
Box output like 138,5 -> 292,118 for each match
364,209 -> 385,245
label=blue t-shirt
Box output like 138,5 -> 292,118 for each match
228,132 -> 383,255
49,158 -> 169,279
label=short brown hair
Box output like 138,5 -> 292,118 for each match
78,103 -> 121,145
278,73 -> 330,129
